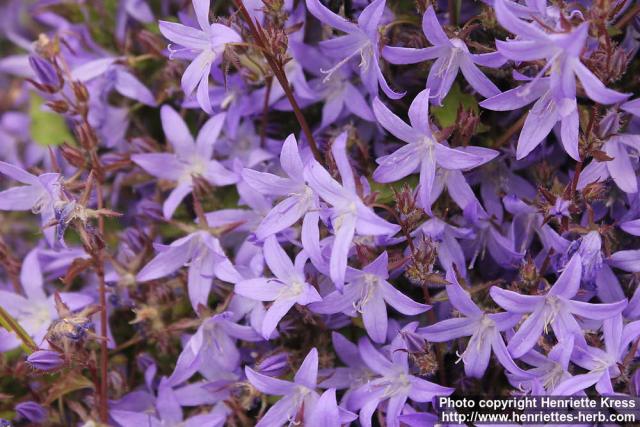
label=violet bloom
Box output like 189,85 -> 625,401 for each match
481,0 -> 630,160
168,312 -> 262,386
577,133 -> 640,194
419,270 -> 530,379
71,57 -> 156,107
0,161 -> 60,242
242,134 -> 318,241
0,249 -> 93,350
111,377 -> 230,427
384,6 -> 504,105
507,337 -> 575,395
136,231 -> 240,312
132,105 -> 236,219
234,236 -> 322,339
306,0 -> 404,99
348,325 -> 454,427
246,348 -> 355,426
304,132 -> 401,288
554,314 -> 640,395
159,0 -> 242,113
372,89 -> 497,213
116,0 -> 154,42
310,251 -> 429,343
490,254 -> 627,358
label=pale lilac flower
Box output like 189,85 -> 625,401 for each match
136,231 -> 240,312
420,270 -> 530,378
132,105 -> 236,219
168,312 -> 262,386
0,161 -> 60,243
234,236 -> 322,338
507,336 -> 575,395
116,0 -> 154,42
372,89 -> 497,213
0,249 -> 92,351
554,314 -> 640,395
306,0 -> 404,99
242,134 -> 318,241
482,0 -> 630,160
348,325 -> 454,427
71,56 -> 156,106
384,6 -> 504,105
159,0 -> 242,113
111,377 -> 230,427
304,132 -> 401,288
311,251 -> 429,343
577,133 -> 640,194
246,348 -> 355,426
490,254 -> 627,358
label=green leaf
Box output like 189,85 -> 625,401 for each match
369,175 -> 419,204
431,83 -> 479,128
29,93 -> 74,146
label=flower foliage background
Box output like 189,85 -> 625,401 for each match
0,0 -> 640,425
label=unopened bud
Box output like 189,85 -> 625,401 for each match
72,81 -> 90,104
15,401 -> 47,424
29,56 -> 61,89
27,350 -> 64,371
59,143 -> 85,168
46,99 -> 69,114
256,352 -> 289,377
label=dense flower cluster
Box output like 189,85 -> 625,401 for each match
0,0 -> 639,425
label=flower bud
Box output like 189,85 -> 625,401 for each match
29,56 -> 61,89
15,401 -> 47,423
256,352 -> 289,377
27,350 -> 64,371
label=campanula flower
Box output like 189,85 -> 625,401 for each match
132,105 -> 236,219
159,0 -> 242,113
384,6 -> 504,105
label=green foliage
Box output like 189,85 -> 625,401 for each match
29,93 -> 74,146
431,82 -> 479,128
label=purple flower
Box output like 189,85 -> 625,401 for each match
246,348 -> 355,426
132,105 -> 236,219
303,132 -> 401,288
0,249 -> 92,350
490,254 -> 627,357
372,89 -> 497,213
234,236 -> 322,338
306,0 -> 404,99
348,325 -> 454,427
481,0 -> 630,160
554,314 -> 640,395
116,0 -> 154,42
419,270 -> 529,378
136,231 -> 240,312
158,0 -> 242,113
242,134 -> 318,241
310,251 -> 429,343
384,6 -> 504,105
71,57 -> 156,107
168,312 -> 262,385
0,161 -> 61,243
577,133 -> 640,194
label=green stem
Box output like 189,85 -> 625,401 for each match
0,305 -> 37,353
